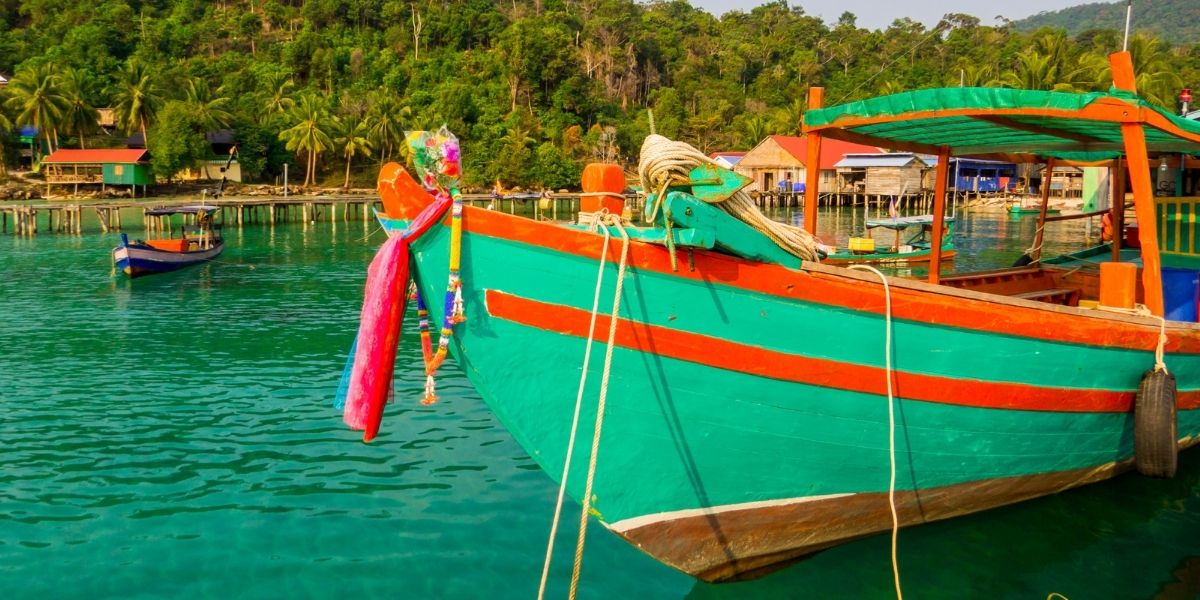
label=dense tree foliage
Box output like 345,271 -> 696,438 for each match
1015,0 -> 1200,46
0,0 -> 1197,189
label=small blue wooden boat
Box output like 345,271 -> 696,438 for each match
113,206 -> 224,278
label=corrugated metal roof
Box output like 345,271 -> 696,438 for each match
43,149 -> 149,164
834,153 -> 925,168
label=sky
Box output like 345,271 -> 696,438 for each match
688,0 -> 1102,31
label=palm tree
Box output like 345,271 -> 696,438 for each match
278,94 -> 336,187
257,72 -> 295,124
4,63 -> 67,154
998,51 -> 1061,90
1127,35 -> 1183,108
183,78 -> 233,133
366,91 -> 410,161
738,113 -> 770,148
59,68 -> 99,149
112,60 -> 162,148
335,116 -> 373,188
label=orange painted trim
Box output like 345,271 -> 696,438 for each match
1109,51 -> 1136,92
1111,50 -> 1166,317
804,86 -> 823,236
388,200 -> 1200,354
484,290 -> 1200,413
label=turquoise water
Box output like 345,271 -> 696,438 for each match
1,207 -> 1197,599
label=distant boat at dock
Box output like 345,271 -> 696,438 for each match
113,206 -> 223,278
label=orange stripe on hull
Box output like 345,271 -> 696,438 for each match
380,167 -> 1200,354
485,290 -> 1200,413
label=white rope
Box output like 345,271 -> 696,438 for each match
569,215 -> 630,600
1023,221 -> 1045,262
1096,303 -> 1169,374
536,219 -> 613,600
848,264 -> 903,600
636,134 -> 820,262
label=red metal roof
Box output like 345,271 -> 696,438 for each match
769,135 -> 883,170
43,149 -> 149,164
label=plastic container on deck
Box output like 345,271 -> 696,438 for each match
1099,262 -> 1138,309
581,163 -> 626,215
1162,268 -> 1200,322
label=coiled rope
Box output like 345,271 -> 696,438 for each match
637,134 -> 820,262
848,264 -> 903,600
535,212 -> 631,600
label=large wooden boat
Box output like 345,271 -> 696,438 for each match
353,52 -> 1200,583
113,206 -> 223,278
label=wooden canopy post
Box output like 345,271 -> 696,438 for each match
1111,50 -> 1165,316
803,87 -> 824,236
1111,158 -> 1125,262
1032,157 -> 1056,263
927,146 -> 951,284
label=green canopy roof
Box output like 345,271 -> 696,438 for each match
803,87 -> 1200,162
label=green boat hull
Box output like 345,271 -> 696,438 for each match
377,197 -> 1200,581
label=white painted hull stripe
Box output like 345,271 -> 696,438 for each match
605,492 -> 855,533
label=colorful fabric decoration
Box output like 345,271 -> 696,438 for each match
405,127 -> 467,405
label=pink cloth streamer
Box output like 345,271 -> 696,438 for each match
343,234 -> 411,441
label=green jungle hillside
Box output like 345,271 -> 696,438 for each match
0,0 -> 1198,190
1014,0 -> 1200,46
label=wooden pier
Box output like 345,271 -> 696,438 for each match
753,189 -> 1006,213
0,192 -> 648,235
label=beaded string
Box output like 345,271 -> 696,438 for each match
411,189 -> 466,404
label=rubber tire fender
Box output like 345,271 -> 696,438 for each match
1134,369 -> 1178,479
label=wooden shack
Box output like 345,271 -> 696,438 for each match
834,153 -> 926,195
947,158 -> 1018,193
737,135 -> 882,194
1040,165 -> 1084,197
42,149 -> 153,195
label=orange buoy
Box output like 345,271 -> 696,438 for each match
580,163 -> 626,215
1099,261 -> 1138,309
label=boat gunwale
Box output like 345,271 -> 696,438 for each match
380,200 -> 1200,347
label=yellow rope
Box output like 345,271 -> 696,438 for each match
537,217 -> 613,600
636,134 -> 820,262
848,264 -> 903,600
569,214 -> 631,600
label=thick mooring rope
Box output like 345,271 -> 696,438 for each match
537,218 -> 614,600
848,264 -> 903,600
637,134 -> 821,262
570,215 -> 631,600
